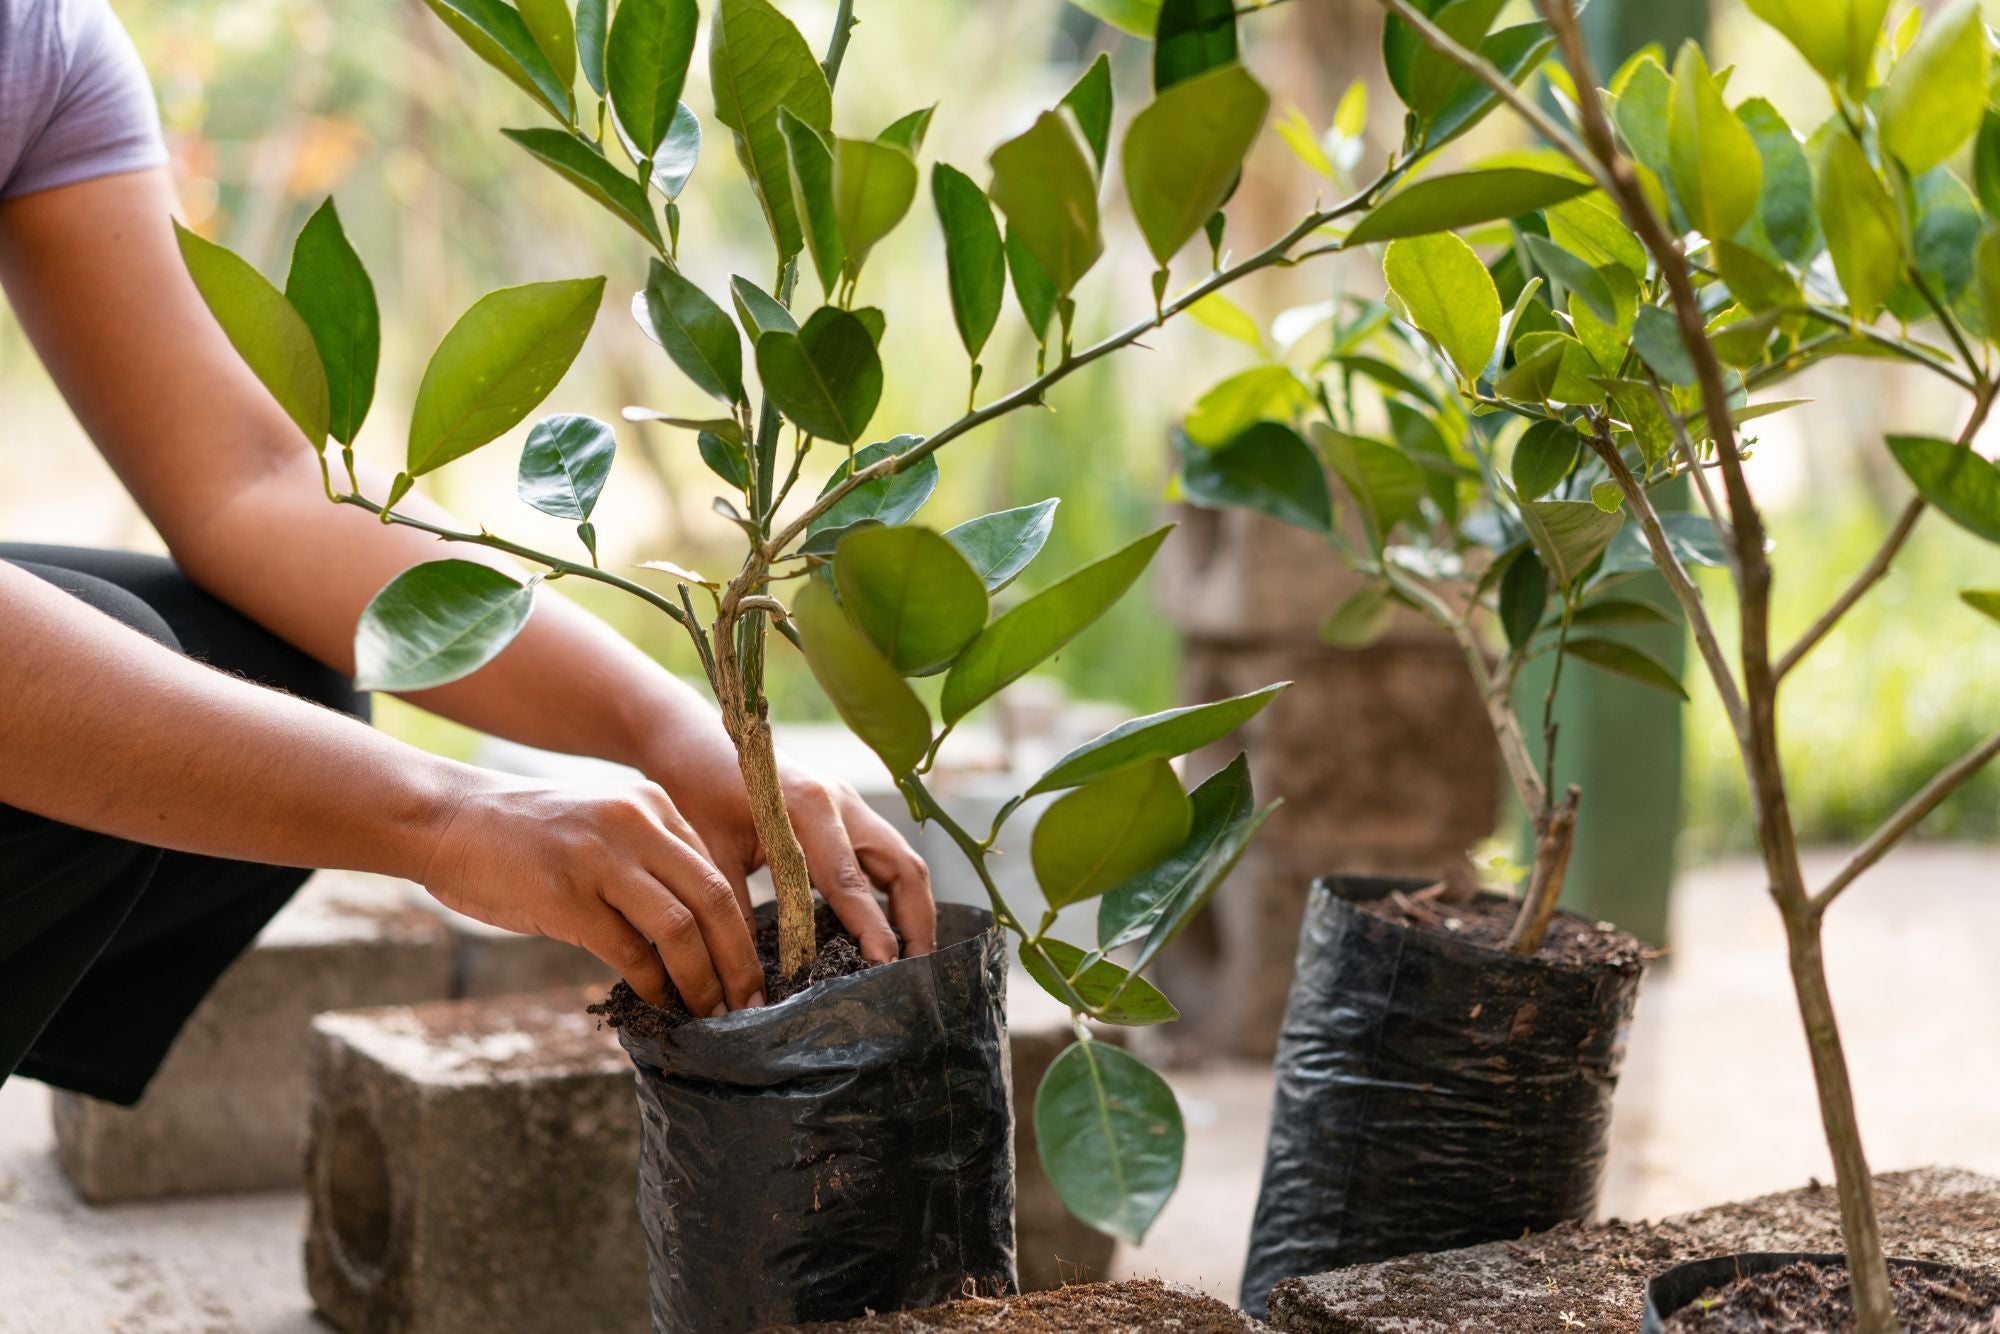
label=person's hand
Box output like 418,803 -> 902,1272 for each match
419,774 -> 765,1015
649,736 -> 937,964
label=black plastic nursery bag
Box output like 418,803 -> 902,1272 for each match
613,902 -> 1016,1334
1240,875 -> 1645,1317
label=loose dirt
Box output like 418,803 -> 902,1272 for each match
1355,888 -> 1648,972
1661,1258 -> 2000,1332
772,1278 -> 1268,1332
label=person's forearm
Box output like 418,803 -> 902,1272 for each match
0,561 -> 465,876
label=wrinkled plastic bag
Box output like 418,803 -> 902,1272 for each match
1241,875 -> 1645,1317
613,903 -> 1016,1334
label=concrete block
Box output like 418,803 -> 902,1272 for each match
304,989 -> 646,1334
424,902 -> 616,999
1008,1006 -> 1126,1292
52,871 -> 453,1201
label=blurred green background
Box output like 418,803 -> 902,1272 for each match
0,0 -> 1994,862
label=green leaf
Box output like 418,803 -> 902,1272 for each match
517,0 -> 576,90
708,0 -> 833,265
577,0 -> 609,96
1601,511 -> 1728,575
1570,596 -> 1676,628
729,274 -> 797,341
177,222 -> 329,451
1019,941 -> 1178,1025
943,499 -> 1059,592
1315,427 -> 1425,537
933,164 -> 1006,366
1154,0 -> 1237,91
792,578 -> 932,776
408,277 -> 603,476
1713,238 -> 1801,314
1388,0 -> 1501,115
1188,292 -> 1264,350
354,560 -> 536,692
1522,233 -> 1615,322
1060,53 -> 1115,172
1321,584 -> 1395,648
1631,303 -> 1698,386
1521,498 -> 1624,587
1028,684 -> 1286,796
755,306 -> 883,444
424,0 -> 573,123
878,105 -> 935,156
608,0 -> 698,161
990,112 -> 1102,296
1975,111 -> 2000,218
652,103 -> 702,199
1096,752 -> 1273,961
1499,547 -> 1548,651
832,526 -> 989,675
1006,225 -> 1058,342
1668,43 -> 1761,241
1176,422 -> 1332,534
1123,64 -> 1269,267
1423,20 -> 1553,153
803,435 -> 938,550
284,200 -> 377,447
1033,760 -> 1192,909
779,109 -> 844,298
1611,54 -> 1672,181
1546,193 -> 1647,276
942,527 -> 1170,724
1382,232 -> 1501,383
1035,1040 -> 1184,1244
1880,1 -> 1989,175
698,428 -> 749,489
1737,98 -> 1816,263
1977,229 -> 2000,345
1888,435 -> 2000,543
504,127 -> 665,249
1183,365 -> 1311,447
1347,167 -> 1593,247
1066,0 -> 1161,37
1563,636 -> 1689,699
517,412 -> 616,521
1960,589 -> 2000,624
1571,266 -> 1640,372
633,258 -> 744,405
1511,418 -> 1582,500
1745,0 -> 1890,92
1816,131 -> 1903,322
834,135 -> 920,275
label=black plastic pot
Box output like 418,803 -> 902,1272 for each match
1641,1251 -> 1969,1332
613,902 -> 1016,1334
1239,874 -> 1646,1317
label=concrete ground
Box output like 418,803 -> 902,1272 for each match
3,841 -> 1996,1330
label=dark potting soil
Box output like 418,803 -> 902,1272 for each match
771,1278 -> 1268,1332
588,902 -> 877,1039
1353,885 -> 1647,972
1661,1259 -> 2000,1333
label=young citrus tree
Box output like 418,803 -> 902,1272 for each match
170,0 -> 1432,1241
1176,0 -> 1997,1322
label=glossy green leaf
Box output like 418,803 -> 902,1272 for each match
1976,111 -> 2000,218
504,127 -> 664,249
697,428 -> 749,489
943,499 -> 1059,592
1569,596 -> 1675,628
1188,292 -> 1264,350
607,0 -> 697,160
1745,0 -> 1890,91
1065,0 -> 1160,37
1571,266 -> 1640,372
1521,498 -> 1624,588
517,413 -> 616,520
832,526 -> 989,675
1123,64 -> 1268,267
990,111 -> 1102,296
1736,98 -> 1817,264
577,0 -> 609,95
1611,55 -> 1672,181
1563,636 -> 1689,699
354,560 -> 536,692
1035,1040 -> 1184,1244
779,109 -> 844,297
1960,589 -> 2000,624
1033,759 -> 1192,910
1888,435 -> 2000,543
1020,941 -> 1179,1025
1816,131 -> 1903,322
1387,0 -> 1502,116
1060,53 -> 1114,172
834,135 -> 919,274
1880,1 -> 1989,175
1154,0 -> 1236,90
1006,225 -> 1058,342
424,0 -> 573,122
933,164 -> 1005,365
1321,584 -> 1395,648
653,103 -> 702,199
1028,684 -> 1284,796
1522,233 -> 1615,323
942,527 -> 1170,724
793,578 -> 932,776
284,200 -> 377,447
1546,193 -> 1648,276
1668,43 -> 1761,241
1176,422 -> 1332,534
1422,20 -> 1553,153
877,105 -> 935,156
803,435 -> 938,551
1315,427 -> 1425,537
517,0 -> 576,90
1182,366 -> 1311,448
408,276 -> 603,475
1348,168 -> 1593,247
729,274 -> 797,341
1600,511 -> 1729,575
177,222 -> 329,451
755,306 -> 883,444
633,258 -> 743,404
708,0 -> 833,264
1977,230 -> 2000,345
1382,232 -> 1501,383
1511,418 -> 1582,500
1499,547 -> 1548,651
1714,238 -> 1801,314
1631,303 -> 1698,386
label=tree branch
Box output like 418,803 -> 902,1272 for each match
1813,728 -> 2000,914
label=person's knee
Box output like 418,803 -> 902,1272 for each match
4,559 -> 181,652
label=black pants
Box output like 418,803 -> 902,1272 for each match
1,545 -> 367,1104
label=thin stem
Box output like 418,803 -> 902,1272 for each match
1784,304 -> 1976,391
1813,728 -> 2000,914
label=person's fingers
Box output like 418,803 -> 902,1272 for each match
603,875 -> 728,1017
790,781 -> 899,963
638,837 -> 766,1011
581,913 -> 670,1008
841,790 -> 936,957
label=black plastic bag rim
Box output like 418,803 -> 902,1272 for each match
1314,873 -> 1644,979
1639,1250 -> 1980,1334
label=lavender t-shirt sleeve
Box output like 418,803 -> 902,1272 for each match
0,0 -> 167,202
